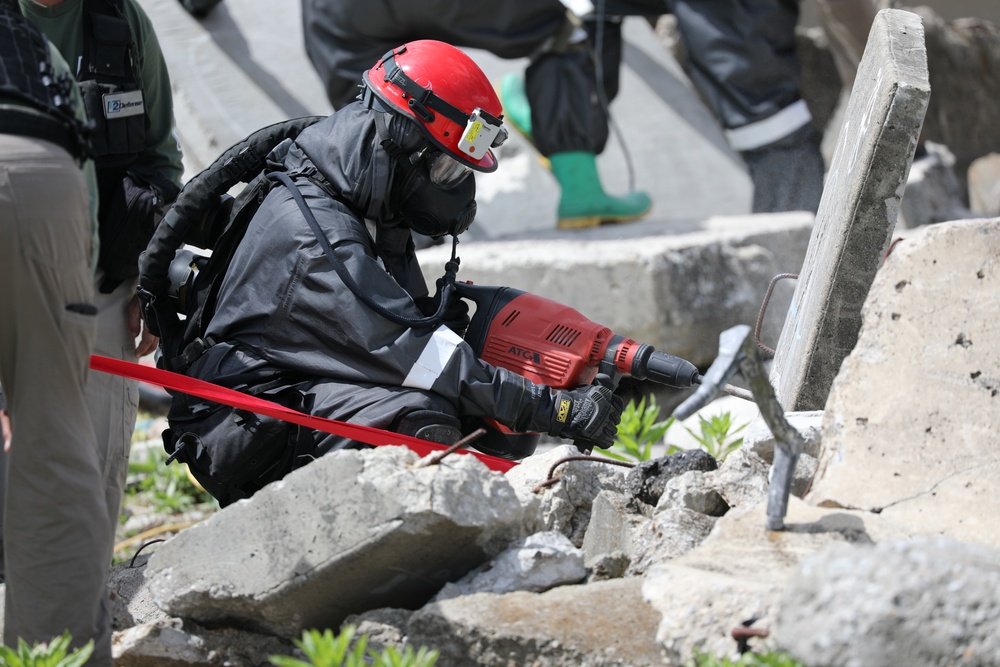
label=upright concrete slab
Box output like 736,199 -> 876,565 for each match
771,9 -> 930,411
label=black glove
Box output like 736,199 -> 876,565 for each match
547,376 -> 624,450
415,294 -> 470,338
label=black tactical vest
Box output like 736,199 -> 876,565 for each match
77,0 -> 146,170
0,0 -> 88,160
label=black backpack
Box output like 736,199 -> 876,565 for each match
138,116 -> 325,373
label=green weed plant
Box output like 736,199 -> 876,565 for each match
0,632 -> 93,667
688,649 -> 806,666
126,443 -> 216,514
608,395 -> 748,463
270,627 -> 438,667
604,395 -> 677,463
683,412 -> 747,461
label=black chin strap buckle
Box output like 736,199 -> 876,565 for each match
407,97 -> 434,123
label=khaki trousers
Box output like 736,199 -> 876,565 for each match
87,273 -> 140,552
0,135 -> 113,666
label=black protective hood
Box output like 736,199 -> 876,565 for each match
283,102 -> 426,222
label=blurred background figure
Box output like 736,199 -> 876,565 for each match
302,0 -> 653,229
302,0 -> 863,223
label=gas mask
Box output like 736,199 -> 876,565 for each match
398,149 -> 477,238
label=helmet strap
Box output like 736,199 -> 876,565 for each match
379,47 -> 470,128
367,110 -> 409,219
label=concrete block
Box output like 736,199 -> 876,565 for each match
968,152 -> 1000,217
145,447 -> 522,637
772,9 -> 930,411
409,578 -> 665,667
805,218 -> 1000,547
776,538 -> 1000,667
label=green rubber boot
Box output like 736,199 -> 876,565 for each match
498,72 -> 533,141
549,151 -> 653,229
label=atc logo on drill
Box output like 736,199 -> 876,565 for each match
507,345 -> 541,364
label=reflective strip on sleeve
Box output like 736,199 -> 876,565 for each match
724,99 -> 812,152
402,326 -> 464,391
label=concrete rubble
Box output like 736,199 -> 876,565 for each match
777,537 -> 1000,667
804,217 -> 1000,546
94,8 -> 999,663
102,206 -> 1000,666
107,208 -> 1000,663
87,8 -> 1000,665
2,3 -> 998,666
143,446 -> 523,637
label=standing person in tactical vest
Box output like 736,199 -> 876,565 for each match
151,41 -> 624,507
0,0 -> 115,662
19,0 -> 184,558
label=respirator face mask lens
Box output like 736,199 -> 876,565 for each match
427,152 -> 472,189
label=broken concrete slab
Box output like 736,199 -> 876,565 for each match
968,152 -> 1000,217
626,508 -> 718,577
624,449 -> 718,507
915,8 -> 1000,193
776,537 -> 1000,666
145,446 -> 523,637
642,498 -> 910,664
112,618 -> 296,667
704,447 -> 770,511
580,490 -> 650,571
657,471 -> 728,517
432,531 -> 586,602
408,578 -> 666,667
805,218 -> 1000,547
771,8 -> 931,411
579,488 -> 719,577
898,141 -> 973,229
109,555 -> 169,631
420,212 -> 814,369
504,445 -> 629,547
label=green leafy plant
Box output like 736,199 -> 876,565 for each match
684,412 -> 747,461
0,632 -> 93,667
606,395 -> 677,463
126,443 -> 216,513
688,649 -> 806,667
270,627 -> 438,667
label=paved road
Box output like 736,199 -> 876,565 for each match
139,0 -> 755,241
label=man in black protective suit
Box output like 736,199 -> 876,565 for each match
303,0 -> 826,219
160,40 -> 625,507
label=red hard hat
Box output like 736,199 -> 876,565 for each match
363,40 -> 507,173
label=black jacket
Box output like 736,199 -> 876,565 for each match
195,105 -> 561,438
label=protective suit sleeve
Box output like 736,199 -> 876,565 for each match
123,0 -> 184,188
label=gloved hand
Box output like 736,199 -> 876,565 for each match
547,375 -> 624,450
415,293 -> 470,338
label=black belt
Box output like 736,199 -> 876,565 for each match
0,105 -> 80,159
